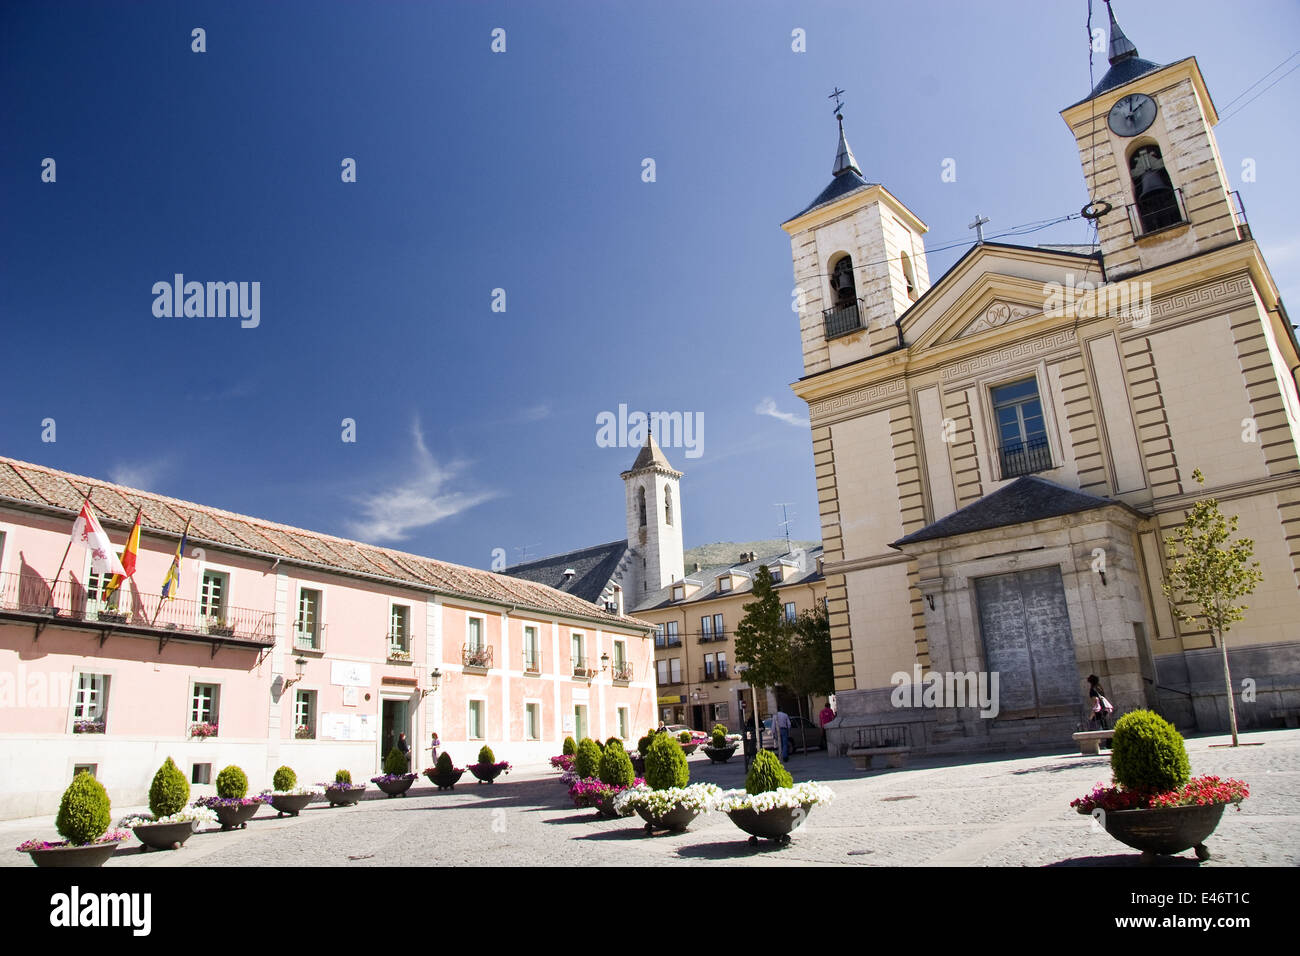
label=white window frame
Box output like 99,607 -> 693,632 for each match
571,630 -> 586,674
189,680 -> 221,730
617,706 -> 630,741
784,601 -> 797,623
79,551 -> 123,616
717,651 -> 728,679
718,576 -> 732,592
294,585 -> 325,650
524,699 -> 542,740
195,560 -> 236,629
657,659 -> 669,684
70,670 -> 112,732
669,658 -> 682,684
672,585 -> 684,601
388,600 -> 412,654
467,697 -> 487,740
974,363 -> 1064,483
572,703 -> 588,741
465,613 -> 487,651
521,621 -> 542,673
293,688 -> 316,739
611,638 -> 627,669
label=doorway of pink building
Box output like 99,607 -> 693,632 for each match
380,698 -> 412,771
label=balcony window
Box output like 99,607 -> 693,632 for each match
654,625 -> 665,648
664,621 -> 681,647
992,378 -> 1052,478
784,602 -> 797,623
72,673 -> 109,734
717,652 -> 728,680
295,588 -> 321,650
199,570 -> 229,630
466,615 -> 484,651
703,653 -> 715,680
669,658 -> 682,684
389,604 -> 410,656
523,625 -> 541,673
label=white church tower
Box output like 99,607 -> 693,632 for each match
621,435 -> 684,597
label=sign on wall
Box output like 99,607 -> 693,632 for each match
342,686 -> 358,707
562,715 -> 575,733
331,661 -> 371,688
322,713 -> 376,741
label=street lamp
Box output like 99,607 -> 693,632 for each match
420,667 -> 442,700
600,651 -> 609,673
282,656 -> 307,690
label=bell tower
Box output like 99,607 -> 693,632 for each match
1060,1 -> 1247,281
621,434 -> 684,596
782,94 -> 930,378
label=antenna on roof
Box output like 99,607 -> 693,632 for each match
514,543 -> 541,564
774,503 -> 794,554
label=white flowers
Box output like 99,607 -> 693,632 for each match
717,781 -> 836,813
263,786 -> 324,797
119,805 -> 219,828
614,783 -> 723,816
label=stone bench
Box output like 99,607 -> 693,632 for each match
848,747 -> 910,770
1072,730 -> 1113,755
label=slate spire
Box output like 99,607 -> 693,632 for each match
1105,0 -> 1139,65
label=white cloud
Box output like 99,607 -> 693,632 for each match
108,457 -> 172,491
755,397 -> 809,428
518,403 -> 551,423
344,420 -> 497,543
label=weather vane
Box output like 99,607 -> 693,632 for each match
828,86 -> 846,117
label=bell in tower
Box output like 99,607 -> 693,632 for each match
831,255 -> 858,308
1130,145 -> 1181,233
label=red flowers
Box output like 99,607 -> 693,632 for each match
1071,775 -> 1249,814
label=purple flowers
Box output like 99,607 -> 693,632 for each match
195,794 -> 268,808
549,755 -> 575,772
17,829 -> 129,852
369,773 -> 417,784
468,761 -> 512,773
72,720 -> 105,734
324,781 -> 367,791
568,776 -> 644,810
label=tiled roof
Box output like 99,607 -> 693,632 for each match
623,435 -> 680,476
891,476 -> 1138,547
0,455 -> 655,631
785,169 -> 876,224
503,540 -> 630,605
632,546 -> 824,613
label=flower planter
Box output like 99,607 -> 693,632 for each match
131,820 -> 199,851
680,743 -> 700,756
635,801 -> 699,834
270,793 -> 315,817
214,803 -> 261,830
726,803 -> 813,844
424,768 -> 464,791
703,744 -> 738,764
327,785 -> 367,807
375,777 -> 415,797
469,764 -> 504,784
1102,802 -> 1228,861
25,841 -> 122,868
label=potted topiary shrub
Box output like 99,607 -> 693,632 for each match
123,757 -> 214,850
325,769 -> 367,806
719,750 -> 835,845
264,765 -> 320,816
196,765 -> 268,829
585,741 -> 641,818
572,738 -> 602,780
677,729 -> 700,756
703,723 -> 738,764
615,734 -> 721,834
423,752 -> 465,791
562,736 -> 577,756
17,771 -> 129,867
371,748 -> 418,796
1071,709 -> 1248,862
468,745 -> 512,784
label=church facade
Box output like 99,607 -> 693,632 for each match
786,7 -> 1300,754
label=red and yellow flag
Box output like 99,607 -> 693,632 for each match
103,508 -> 142,602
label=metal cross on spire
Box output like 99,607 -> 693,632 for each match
968,213 -> 991,243
828,86 -> 846,117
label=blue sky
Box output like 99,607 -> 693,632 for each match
2,0 -> 1298,570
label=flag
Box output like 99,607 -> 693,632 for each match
103,508 -> 142,602
70,500 -> 127,578
161,521 -> 189,601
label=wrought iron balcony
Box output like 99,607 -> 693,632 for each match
462,643 -> 493,671
572,656 -> 598,679
522,650 -> 542,674
823,300 -> 863,340
294,623 -> 325,651
700,666 -> 730,682
1127,186 -> 1188,238
0,571 -> 274,648
611,663 -> 634,683
999,435 -> 1053,479
697,631 -> 727,643
1230,189 -> 1251,239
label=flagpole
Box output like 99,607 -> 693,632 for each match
152,516 -> 192,626
46,485 -> 94,611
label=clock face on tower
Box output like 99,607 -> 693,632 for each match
1108,93 -> 1158,137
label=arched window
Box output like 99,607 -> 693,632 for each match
900,252 -> 918,300
664,486 -> 673,526
637,487 -> 647,527
1129,144 -> 1181,234
829,254 -> 857,308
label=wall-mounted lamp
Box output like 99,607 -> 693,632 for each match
420,667 -> 443,699
600,652 -> 610,673
282,656 -> 307,690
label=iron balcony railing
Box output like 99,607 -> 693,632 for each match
999,435 -> 1053,479
1229,189 -> 1251,239
294,622 -> 325,651
462,643 -> 493,670
700,665 -> 730,682
1127,186 -> 1188,238
522,650 -> 541,674
698,631 -> 727,643
0,571 -> 274,645
612,663 -> 634,683
823,299 -> 863,340
572,656 -> 598,679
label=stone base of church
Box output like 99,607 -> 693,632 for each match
1152,641 -> 1300,734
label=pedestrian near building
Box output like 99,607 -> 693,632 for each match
397,732 -> 410,769
1087,675 -> 1113,730
775,706 -> 792,762
430,731 -> 440,762
819,701 -> 836,728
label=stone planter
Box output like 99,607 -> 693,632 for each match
725,803 -> 814,844
375,776 -> 416,797
424,768 -> 465,791
270,793 -> 315,817
469,764 -> 504,784
1101,802 -> 1228,861
326,785 -> 367,807
635,801 -> 699,834
131,820 -> 199,851
703,744 -> 738,764
680,743 -> 700,756
214,803 -> 261,830
25,841 -> 122,868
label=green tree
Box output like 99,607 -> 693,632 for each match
786,601 -> 834,700
1161,469 -> 1263,747
733,565 -> 790,691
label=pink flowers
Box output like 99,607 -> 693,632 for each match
549,755 -> 575,772
1072,775 -> 1250,814
17,829 -> 129,852
568,776 -> 644,810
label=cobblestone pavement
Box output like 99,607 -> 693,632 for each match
5,728 -> 1297,867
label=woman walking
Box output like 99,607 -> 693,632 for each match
1087,675 -> 1114,730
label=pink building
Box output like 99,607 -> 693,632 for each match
0,456 -> 656,819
